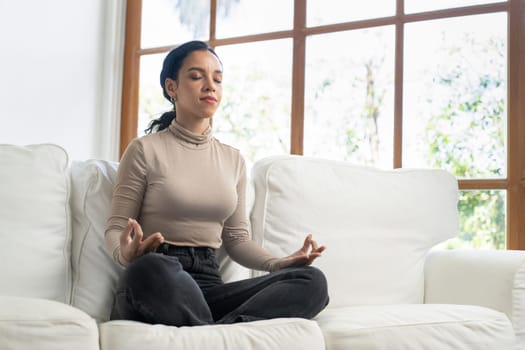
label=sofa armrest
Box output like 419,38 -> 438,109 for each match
424,249 -> 525,343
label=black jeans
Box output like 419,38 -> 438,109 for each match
111,243 -> 329,326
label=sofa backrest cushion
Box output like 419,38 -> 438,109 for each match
0,144 -> 71,302
250,155 -> 459,307
69,159 -> 249,321
70,160 -> 123,322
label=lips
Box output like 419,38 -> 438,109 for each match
200,96 -> 217,103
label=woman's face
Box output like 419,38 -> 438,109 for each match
167,50 -> 223,123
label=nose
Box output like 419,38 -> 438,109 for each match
203,76 -> 216,92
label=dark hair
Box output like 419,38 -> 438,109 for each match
144,40 -> 222,134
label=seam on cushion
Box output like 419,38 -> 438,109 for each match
260,162 -> 274,253
61,147 -> 73,305
70,164 -> 97,306
100,317 -> 318,331
323,317 -> 512,335
0,320 -> 97,328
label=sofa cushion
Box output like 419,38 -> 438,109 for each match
315,304 -> 515,350
99,317 -> 324,350
70,160 -> 123,322
250,156 -> 459,306
424,249 -> 525,347
0,144 -> 71,302
0,296 -> 99,350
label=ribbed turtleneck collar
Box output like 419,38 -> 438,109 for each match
168,119 -> 212,149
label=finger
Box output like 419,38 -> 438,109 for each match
130,219 -> 143,248
307,252 -> 323,265
140,232 -> 164,253
314,245 -> 326,254
311,238 -> 319,251
283,255 -> 309,268
309,251 -> 323,259
119,219 -> 134,246
302,234 -> 312,252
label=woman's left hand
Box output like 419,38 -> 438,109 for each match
277,234 -> 326,269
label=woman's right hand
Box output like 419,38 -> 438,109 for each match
119,218 -> 164,264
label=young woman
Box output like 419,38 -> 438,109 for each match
105,40 -> 329,326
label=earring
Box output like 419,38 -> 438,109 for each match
170,95 -> 177,104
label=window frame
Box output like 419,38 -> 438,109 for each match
120,0 -> 525,249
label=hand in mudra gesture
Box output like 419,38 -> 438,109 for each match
277,234 -> 326,269
119,218 -> 164,264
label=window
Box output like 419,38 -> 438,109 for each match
121,0 -> 525,250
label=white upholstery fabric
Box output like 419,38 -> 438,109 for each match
315,304 -> 515,350
217,246 -> 251,282
250,155 -> 459,306
0,296 -> 99,350
70,160 -> 123,322
0,144 -> 71,302
2,145 -> 519,349
99,318 -> 324,350
425,249 -> 525,346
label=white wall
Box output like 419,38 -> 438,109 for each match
0,0 -> 124,161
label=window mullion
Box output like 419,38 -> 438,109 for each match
119,0 -> 142,158
507,0 -> 525,250
290,0 -> 307,155
209,0 -> 217,43
393,0 -> 404,168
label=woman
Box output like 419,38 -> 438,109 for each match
105,40 -> 329,326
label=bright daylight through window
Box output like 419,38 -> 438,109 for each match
121,0 -> 525,251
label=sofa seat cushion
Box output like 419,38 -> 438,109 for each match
0,296 -> 99,350
315,304 -> 515,350
99,317 -> 324,350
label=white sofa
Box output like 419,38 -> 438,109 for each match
0,143 -> 523,350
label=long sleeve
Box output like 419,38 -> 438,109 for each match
104,139 -> 148,264
103,123 -> 279,269
221,157 -> 280,271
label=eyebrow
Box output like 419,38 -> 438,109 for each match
187,67 -> 223,74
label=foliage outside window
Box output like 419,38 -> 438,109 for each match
122,0 -> 525,250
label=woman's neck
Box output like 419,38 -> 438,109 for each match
175,115 -> 211,135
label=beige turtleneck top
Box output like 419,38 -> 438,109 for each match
104,119 -> 279,271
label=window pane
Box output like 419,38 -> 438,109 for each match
403,13 -> 507,178
406,0 -> 504,14
434,190 -> 506,249
307,0 -> 395,26
137,54 -> 172,136
216,0 -> 293,38
141,0 -> 209,48
214,40 -> 292,168
304,27 -> 395,168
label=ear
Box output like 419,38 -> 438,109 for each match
165,78 -> 178,98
